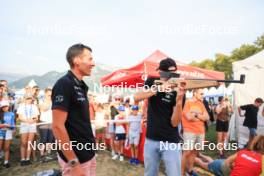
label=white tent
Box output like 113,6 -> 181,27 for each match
215,84 -> 226,96
206,87 -> 217,97
231,50 -> 264,146
27,79 -> 37,88
226,83 -> 234,96
28,79 -> 37,88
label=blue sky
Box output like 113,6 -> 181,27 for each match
0,0 -> 263,75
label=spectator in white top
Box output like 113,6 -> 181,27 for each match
112,105 -> 127,161
39,88 -> 54,162
94,103 -> 108,144
17,94 -> 39,166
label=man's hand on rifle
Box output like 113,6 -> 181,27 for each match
177,82 -> 186,100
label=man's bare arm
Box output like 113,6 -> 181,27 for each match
171,97 -> 183,127
52,109 -> 77,161
134,82 -> 175,102
183,111 -> 198,122
224,153 -> 237,169
198,111 -> 209,122
134,89 -> 157,102
238,107 -> 244,117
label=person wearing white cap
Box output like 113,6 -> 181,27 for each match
0,100 -> 15,168
17,94 -> 40,166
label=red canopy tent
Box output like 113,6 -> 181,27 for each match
101,50 -> 225,86
101,50 -> 225,162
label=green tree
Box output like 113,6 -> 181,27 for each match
189,34 -> 264,79
254,34 -> 264,50
213,53 -> 232,79
199,59 -> 215,70
230,44 -> 259,62
189,61 -> 200,67
190,59 -> 214,70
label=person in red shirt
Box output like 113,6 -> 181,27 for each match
195,135 -> 264,176
230,135 -> 264,176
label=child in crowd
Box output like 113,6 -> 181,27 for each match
0,100 -> 16,168
127,105 -> 142,165
17,94 -> 39,166
39,88 -> 54,162
94,103 -> 108,144
124,98 -> 131,118
108,95 -> 121,157
112,105 -> 126,161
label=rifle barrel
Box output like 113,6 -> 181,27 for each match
186,74 -> 245,84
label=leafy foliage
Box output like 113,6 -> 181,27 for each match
190,34 -> 264,79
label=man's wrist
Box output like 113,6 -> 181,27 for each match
68,158 -> 79,167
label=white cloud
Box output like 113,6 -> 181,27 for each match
15,50 -> 23,56
35,55 -> 49,62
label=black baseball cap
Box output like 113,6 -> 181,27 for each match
157,58 -> 177,71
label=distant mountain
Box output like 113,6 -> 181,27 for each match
8,64 -> 118,91
0,72 -> 27,83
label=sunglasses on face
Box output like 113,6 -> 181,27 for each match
115,98 -> 121,101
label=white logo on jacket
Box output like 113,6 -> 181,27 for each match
55,95 -> 64,103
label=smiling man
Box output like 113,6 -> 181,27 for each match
52,44 -> 96,176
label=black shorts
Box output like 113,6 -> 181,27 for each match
115,133 -> 126,141
216,120 -> 229,132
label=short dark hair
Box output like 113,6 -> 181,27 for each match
218,96 -> 224,102
66,43 -> 92,68
255,98 -> 263,104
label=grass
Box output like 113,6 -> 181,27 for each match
204,123 -> 236,158
0,124 -> 236,176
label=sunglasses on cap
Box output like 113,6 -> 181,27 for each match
168,68 -> 177,72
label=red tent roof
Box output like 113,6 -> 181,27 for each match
101,50 -> 225,87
